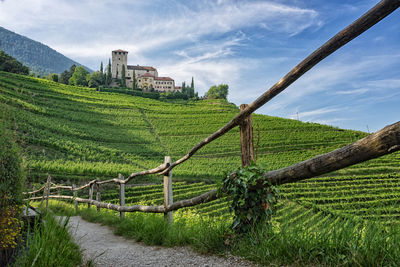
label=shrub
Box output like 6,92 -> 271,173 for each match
0,121 -> 25,251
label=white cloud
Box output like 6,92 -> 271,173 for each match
291,107 -> 342,120
334,88 -> 369,95
0,0 -> 321,61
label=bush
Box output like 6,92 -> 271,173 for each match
0,120 -> 25,261
0,124 -> 25,208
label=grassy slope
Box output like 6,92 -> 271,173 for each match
1,71 -> 400,222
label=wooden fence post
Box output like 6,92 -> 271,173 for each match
72,184 -> 78,213
119,174 -> 125,218
163,156 -> 173,224
96,182 -> 101,212
239,104 -> 255,167
88,182 -> 94,209
46,175 -> 51,210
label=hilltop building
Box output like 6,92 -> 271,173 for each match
111,49 -> 179,92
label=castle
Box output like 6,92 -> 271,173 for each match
112,49 -> 180,92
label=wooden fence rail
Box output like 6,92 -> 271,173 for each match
24,0 -> 400,224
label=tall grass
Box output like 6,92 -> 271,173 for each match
42,199 -> 400,266
232,218 -> 400,266
13,211 -> 82,267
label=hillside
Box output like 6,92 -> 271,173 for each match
0,27 -> 91,76
1,71 -> 400,222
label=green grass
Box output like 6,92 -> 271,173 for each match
44,199 -> 400,266
3,71 -> 400,265
12,211 -> 82,267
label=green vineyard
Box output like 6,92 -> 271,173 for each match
1,70 -> 400,222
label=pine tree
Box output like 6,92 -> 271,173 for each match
182,81 -> 186,95
132,69 -> 137,90
106,59 -> 112,86
190,77 -> 195,98
100,61 -> 104,84
121,64 -> 126,87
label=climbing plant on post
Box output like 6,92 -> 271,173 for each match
221,163 -> 279,234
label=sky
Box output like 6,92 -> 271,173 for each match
0,0 -> 399,132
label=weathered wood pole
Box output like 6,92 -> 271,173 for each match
163,156 -> 173,224
72,184 -> 78,213
239,104 -> 255,167
119,174 -> 125,218
45,175 -> 51,210
96,182 -> 101,212
88,183 -> 94,209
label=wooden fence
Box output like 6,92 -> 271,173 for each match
24,0 -> 400,223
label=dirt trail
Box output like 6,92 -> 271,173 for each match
62,216 -> 256,267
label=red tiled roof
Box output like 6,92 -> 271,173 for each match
141,73 -> 154,77
127,65 -> 156,71
155,76 -> 173,81
112,49 -> 128,53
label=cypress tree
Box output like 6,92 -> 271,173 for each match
190,77 -> 195,98
132,69 -> 137,90
106,59 -> 112,86
121,64 -> 126,87
100,61 -> 104,84
182,81 -> 186,95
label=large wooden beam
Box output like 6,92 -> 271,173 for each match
239,104 -> 255,167
258,121 -> 400,186
161,0 -> 400,175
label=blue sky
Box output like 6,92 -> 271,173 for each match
0,0 -> 399,132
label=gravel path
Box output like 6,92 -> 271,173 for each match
61,216 -> 257,267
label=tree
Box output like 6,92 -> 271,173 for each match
106,59 -> 112,86
88,71 -> 104,88
0,50 -> 29,75
47,73 -> 58,82
59,64 -> 76,84
100,61 -> 104,85
182,81 -> 187,95
132,69 -> 137,90
69,66 -> 89,86
189,77 -> 195,98
205,84 -> 229,100
121,64 -> 126,87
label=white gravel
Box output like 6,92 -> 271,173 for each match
60,216 -> 257,267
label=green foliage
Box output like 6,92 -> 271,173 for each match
47,73 -> 58,82
68,66 -> 89,86
0,50 -> 29,75
132,69 -> 137,90
13,212 -> 82,267
106,59 -> 112,86
0,115 -> 25,253
88,71 -> 104,88
0,26 -> 90,76
0,118 -> 25,207
221,163 -> 279,233
205,84 -> 229,100
59,64 -> 76,84
121,64 -> 126,87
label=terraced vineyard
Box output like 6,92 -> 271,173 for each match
2,71 -> 400,222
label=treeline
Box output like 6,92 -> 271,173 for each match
0,50 -> 29,75
46,62 -> 109,88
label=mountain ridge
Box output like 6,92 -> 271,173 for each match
0,26 -> 92,76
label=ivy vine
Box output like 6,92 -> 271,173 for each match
220,163 -> 279,234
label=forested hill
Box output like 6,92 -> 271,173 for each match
0,26 -> 91,76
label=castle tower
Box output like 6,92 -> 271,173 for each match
111,49 -> 128,79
